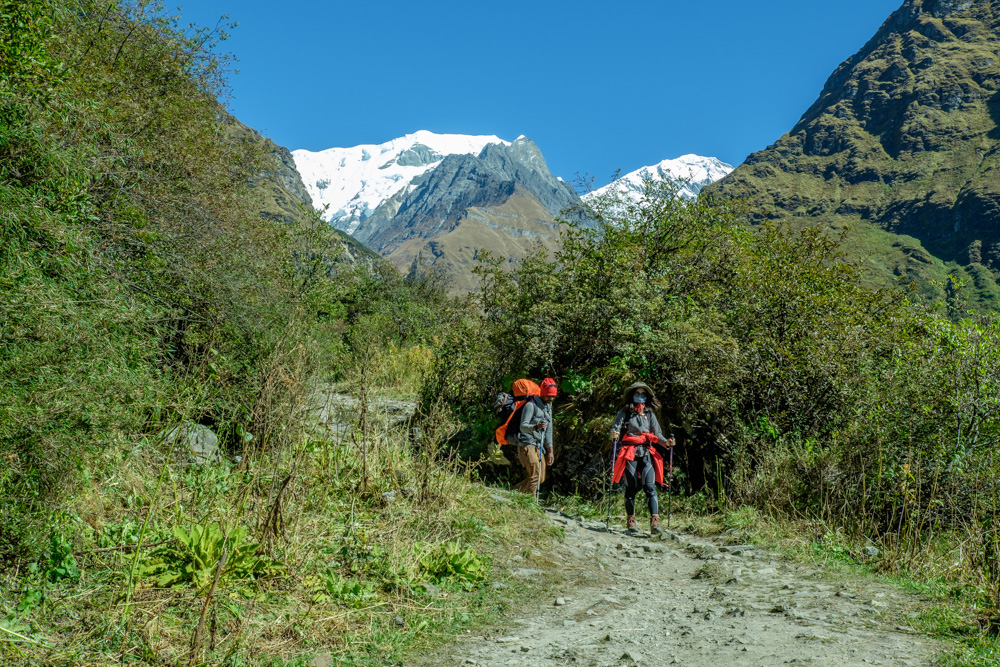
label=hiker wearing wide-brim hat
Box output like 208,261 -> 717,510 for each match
610,382 -> 675,534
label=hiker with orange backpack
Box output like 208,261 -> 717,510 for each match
513,378 -> 557,497
494,378 -> 557,498
610,382 -> 675,535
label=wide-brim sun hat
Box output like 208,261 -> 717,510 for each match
622,381 -> 656,404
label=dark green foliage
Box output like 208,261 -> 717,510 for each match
432,178 -> 1000,607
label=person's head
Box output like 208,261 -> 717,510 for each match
622,382 -> 660,411
540,377 -> 558,404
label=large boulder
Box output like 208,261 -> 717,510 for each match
164,422 -> 220,464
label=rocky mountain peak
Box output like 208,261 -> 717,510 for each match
790,0 -> 999,161
348,136 -> 582,292
507,135 -> 549,171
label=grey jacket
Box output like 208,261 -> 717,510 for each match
610,409 -> 667,446
518,400 -> 552,453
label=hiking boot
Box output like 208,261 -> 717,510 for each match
650,514 -> 661,535
626,515 -> 638,532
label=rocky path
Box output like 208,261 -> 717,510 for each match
449,510 -> 938,667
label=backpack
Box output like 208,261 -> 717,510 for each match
492,392 -> 516,422
494,379 -> 541,446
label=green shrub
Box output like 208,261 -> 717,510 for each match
138,521 -> 282,590
418,541 -> 488,590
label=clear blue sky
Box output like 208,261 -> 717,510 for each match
181,0 -> 903,187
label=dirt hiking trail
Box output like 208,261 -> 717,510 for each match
444,508 -> 938,667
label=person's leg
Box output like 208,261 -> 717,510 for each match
513,446 -> 528,492
623,460 -> 639,530
514,446 -> 540,494
640,457 -> 659,516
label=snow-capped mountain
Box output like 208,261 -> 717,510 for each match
584,155 -> 733,202
292,131 -> 509,235
352,135 -> 584,293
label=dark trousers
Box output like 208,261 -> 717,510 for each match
623,455 -> 658,516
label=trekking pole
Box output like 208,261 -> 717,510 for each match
606,438 -> 618,530
667,433 -> 675,530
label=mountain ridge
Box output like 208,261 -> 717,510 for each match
584,154 -> 733,202
294,130 -> 734,291
709,0 -> 1000,309
292,131 -> 508,235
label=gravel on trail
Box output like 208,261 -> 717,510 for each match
447,508 -> 937,667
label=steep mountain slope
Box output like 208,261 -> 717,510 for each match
241,121 -> 378,263
354,136 -> 583,291
710,0 -> 1000,308
584,154 -> 733,201
292,131 -> 508,235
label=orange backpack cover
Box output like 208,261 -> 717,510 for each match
495,379 -> 540,445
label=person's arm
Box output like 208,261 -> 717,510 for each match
649,413 -> 674,447
609,410 -> 626,442
519,402 -> 537,435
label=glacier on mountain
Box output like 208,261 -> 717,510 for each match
584,155 -> 733,202
291,130 -> 508,235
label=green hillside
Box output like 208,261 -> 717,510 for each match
5,1 -> 1000,664
709,0 -> 1000,311
0,0 -> 386,556
0,3 -> 543,664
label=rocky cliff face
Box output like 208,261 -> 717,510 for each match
230,116 -> 376,264
710,0 -> 1000,308
354,136 -> 584,291
267,143 -> 314,214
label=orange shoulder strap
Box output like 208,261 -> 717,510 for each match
495,399 -> 527,445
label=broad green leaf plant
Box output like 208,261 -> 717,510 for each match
138,521 -> 282,591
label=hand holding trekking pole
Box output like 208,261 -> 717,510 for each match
667,433 -> 675,530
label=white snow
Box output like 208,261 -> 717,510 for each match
292,130 -> 509,234
583,154 -> 733,202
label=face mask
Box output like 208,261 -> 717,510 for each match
633,394 -> 647,405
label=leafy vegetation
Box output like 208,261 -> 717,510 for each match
418,541 -> 489,590
430,176 -> 1000,654
137,522 -> 281,590
0,2 -> 544,665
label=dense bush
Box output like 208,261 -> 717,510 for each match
0,0 -> 454,560
430,177 -> 1000,582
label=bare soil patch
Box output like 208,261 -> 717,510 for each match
441,509 -> 938,666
